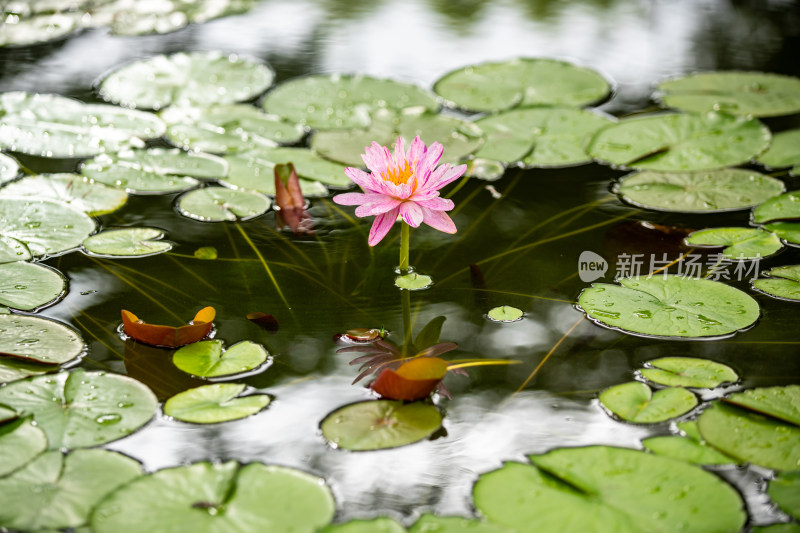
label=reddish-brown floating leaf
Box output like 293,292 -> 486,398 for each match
246,312 -> 279,333
371,357 -> 449,401
121,307 -> 215,348
344,328 -> 382,342
274,163 -> 313,235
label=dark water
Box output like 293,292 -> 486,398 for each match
2,0 -> 800,527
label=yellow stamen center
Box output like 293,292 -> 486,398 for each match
382,161 -> 415,187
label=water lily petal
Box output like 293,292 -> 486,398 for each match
427,163 -> 467,190
393,137 -> 406,169
362,142 -> 391,175
400,201 -> 424,227
355,196 -> 402,216
417,141 -> 443,183
416,197 -> 454,211
332,192 -> 368,206
407,136 -> 426,169
422,208 -> 457,234
368,206 -> 400,246
344,167 -> 379,192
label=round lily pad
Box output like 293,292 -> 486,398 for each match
83,227 -> 173,257
172,339 -> 270,378
0,313 -> 85,365
262,74 -> 439,130
0,154 -> 19,185
176,187 -> 270,222
0,368 -> 157,450
0,196 -> 96,258
0,417 -> 48,477
0,261 -> 65,311
752,191 -> 800,224
0,235 -> 31,263
163,383 -> 270,423
752,265 -> 800,302
1,174 -> 128,216
0,449 -> 142,531
395,273 -> 433,290
726,385 -> 800,426
640,357 -> 738,388
161,104 -> 305,153
599,381 -> 698,423
768,471 -> 800,521
657,72 -> 800,117
320,400 -> 443,451
434,58 -> 610,113
474,107 -> 612,167
98,51 -> 274,110
764,223 -> 800,246
81,148 -> 226,194
587,112 -> 770,171
473,446 -> 746,533
322,517 -> 406,533
487,306 -> 523,322
685,227 -> 783,260
0,356 -> 53,384
465,158 -> 506,181
614,168 -> 785,212
577,275 -> 760,339
642,435 -> 737,465
91,461 -> 335,533
758,128 -> 800,169
409,515 -> 512,533
0,92 -> 165,157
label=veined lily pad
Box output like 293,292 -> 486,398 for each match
161,104 -> 305,153
409,515 -> 512,533
83,227 -> 173,257
768,471 -> 800,521
262,74 -> 439,130
640,357 -> 738,388
599,381 -> 698,423
0,418 -> 48,477
487,306 -> 524,322
434,58 -> 610,113
0,236 -> 31,263
764,223 -> 800,246
0,154 -> 19,185
395,273 -> 433,290
752,191 -> 800,224
322,517 -> 406,533
577,275 -> 760,339
0,313 -> 85,365
91,461 -> 335,533
172,340 -> 270,378
473,446 -> 746,533
0,92 -> 165,158
0,369 -> 157,449
98,51 -> 274,110
163,383 -> 270,423
752,265 -> 800,302
725,385 -> 800,426
473,107 -> 612,167
0,261 -> 65,311
685,227 -> 782,260
642,424 -> 737,466
587,112 -> 770,171
321,400 -> 442,451
614,168 -> 785,212
758,128 -> 800,169
0,356 -> 53,384
176,187 -> 270,222
81,148 -> 226,194
0,197 -> 96,258
657,72 -> 800,117
0,12 -> 82,47
1,174 -> 128,216
0,449 -> 142,531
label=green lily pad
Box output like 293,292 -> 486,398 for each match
0,261 -> 65,311
725,385 -> 800,426
0,449 -> 142,531
0,197 -> 96,258
322,517 -> 407,533
81,148 -> 226,194
173,340 -> 270,378
320,400 -> 442,451
587,112 -> 770,171
769,471 -> 800,520
164,383 -> 270,423
0,369 -> 157,450
614,168 -> 785,212
642,433 -> 737,466
91,461 -> 335,533
0,356 -> 53,384
657,72 -> 800,117
0,12 -> 82,47
194,246 -> 218,259
758,128 -> 800,169
0,92 -> 165,158
0,417 -> 48,477
161,104 -> 305,153
1,174 -> 128,216
640,357 -> 738,388
465,158 -> 505,181
262,74 -> 439,130
752,525 -> 800,533
98,51 -> 274,110
0,404 -> 15,423
685,227 -> 783,260
599,381 -> 698,423
409,515 -> 512,533
395,273 -> 433,290
83,227 -> 173,257
0,154 -> 19,185
764,223 -> 800,246
487,306 -> 523,322
176,187 -> 270,222
0,314 -> 85,364
697,401 -> 800,471
577,275 -> 760,339
434,58 -> 610,113
473,446 -> 746,533
753,191 -> 800,224
0,236 -> 31,263
753,265 -> 800,302
473,107 -> 612,167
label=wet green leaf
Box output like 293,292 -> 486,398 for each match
176,187 -> 270,222
322,517 -> 407,533
320,400 -> 442,451
769,471 -> 800,521
98,51 -> 274,110
0,369 -> 157,450
658,72 -> 800,117
0,236 -> 31,263
758,128 -> 800,169
0,197 -> 95,258
752,524 -> 800,533
752,265 -> 800,302
465,158 -> 505,181
409,515 -> 512,533
587,112 -> 770,171
764,223 -> 800,246
0,314 -> 85,364
1,174 -> 128,216
599,381 -> 697,423
640,357 -> 738,388
194,246 -> 218,259
0,262 -> 65,311
753,191 -> 800,224
0,154 -> 19,185
83,227 -> 173,257
0,404 -> 15,423
434,58 -> 610,113
685,227 -> 782,260
0,418 -> 48,477
91,461 -> 335,533
614,168 -> 785,212
725,385 -> 800,426
642,434 -> 737,465
173,340 -> 270,378
0,12 -> 82,47
395,273 -> 433,290
164,383 -> 270,423
578,275 -> 760,338
0,356 -> 53,384
487,306 -> 523,322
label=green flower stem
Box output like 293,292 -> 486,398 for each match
399,222 -> 410,274
402,286 -> 412,357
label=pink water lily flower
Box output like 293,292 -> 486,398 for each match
333,136 -> 467,246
